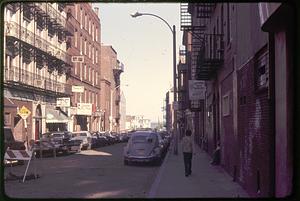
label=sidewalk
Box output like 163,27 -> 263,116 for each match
148,141 -> 250,198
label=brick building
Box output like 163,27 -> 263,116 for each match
65,3 -> 102,132
100,45 -> 124,132
179,2 -> 294,197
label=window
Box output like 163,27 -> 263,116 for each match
84,64 -> 87,80
255,46 -> 269,91
80,8 -> 83,29
95,27 -> 98,41
4,113 -> 11,126
222,94 -> 230,116
74,29 -> 78,47
95,72 -> 98,85
95,49 -> 98,63
74,63 -> 77,75
84,39 -> 87,55
95,93 -> 98,107
80,34 -> 83,54
92,46 -> 94,64
92,69 -> 94,85
88,43 -> 91,58
85,13 -> 87,30
227,3 -> 231,45
92,23 -> 94,40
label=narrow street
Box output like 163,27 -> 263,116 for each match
4,143 -> 160,198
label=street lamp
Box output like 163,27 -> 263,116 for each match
131,11 -> 178,155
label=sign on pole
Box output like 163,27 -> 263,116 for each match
17,106 -> 31,120
189,80 -> 206,100
72,86 -> 84,93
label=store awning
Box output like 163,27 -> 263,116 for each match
4,97 -> 17,108
45,108 -> 69,123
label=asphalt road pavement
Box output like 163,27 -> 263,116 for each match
4,142 -> 160,198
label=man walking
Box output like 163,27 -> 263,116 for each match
182,129 -> 193,177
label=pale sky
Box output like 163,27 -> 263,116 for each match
94,3 -> 182,122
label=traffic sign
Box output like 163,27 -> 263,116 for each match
18,106 -> 31,120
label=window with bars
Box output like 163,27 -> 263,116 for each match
222,94 -> 230,116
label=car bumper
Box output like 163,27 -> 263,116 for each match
124,155 -> 159,163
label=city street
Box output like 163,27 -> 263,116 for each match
4,143 -> 160,198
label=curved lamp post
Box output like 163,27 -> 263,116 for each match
131,11 -> 178,155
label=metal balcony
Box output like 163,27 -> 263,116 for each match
196,34 -> 224,80
5,21 -> 72,67
113,62 -> 124,72
4,66 -> 72,97
5,3 -> 20,13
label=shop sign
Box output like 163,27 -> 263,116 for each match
56,97 -> 70,107
189,80 -> 206,100
69,107 -> 77,116
72,86 -> 84,93
77,103 -> 92,116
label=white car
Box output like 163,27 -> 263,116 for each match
71,131 -> 92,150
123,131 -> 163,166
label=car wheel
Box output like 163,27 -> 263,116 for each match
155,158 -> 162,166
124,160 -> 129,166
63,149 -> 69,155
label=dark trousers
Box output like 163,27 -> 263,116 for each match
183,152 -> 192,175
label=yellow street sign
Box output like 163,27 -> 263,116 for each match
18,106 -> 31,120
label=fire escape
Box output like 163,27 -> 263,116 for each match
113,60 -> 124,125
4,2 -> 74,97
181,3 -> 224,81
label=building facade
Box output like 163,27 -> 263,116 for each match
65,3 -> 102,132
119,90 -> 126,131
100,45 -> 124,132
4,2 -> 73,143
179,2 -> 294,197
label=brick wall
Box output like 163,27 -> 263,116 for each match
237,56 -> 273,197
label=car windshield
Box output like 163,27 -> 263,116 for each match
132,135 -> 147,143
132,133 -> 156,143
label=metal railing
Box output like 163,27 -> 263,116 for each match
198,34 -> 224,62
5,21 -> 71,66
4,66 -> 71,95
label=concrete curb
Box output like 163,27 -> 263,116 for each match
147,146 -> 173,198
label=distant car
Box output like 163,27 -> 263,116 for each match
123,131 -> 163,166
71,131 -> 92,150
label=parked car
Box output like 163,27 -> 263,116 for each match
123,131 -> 163,166
4,127 -> 26,152
71,131 -> 92,150
4,127 -> 26,165
35,132 -> 69,157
